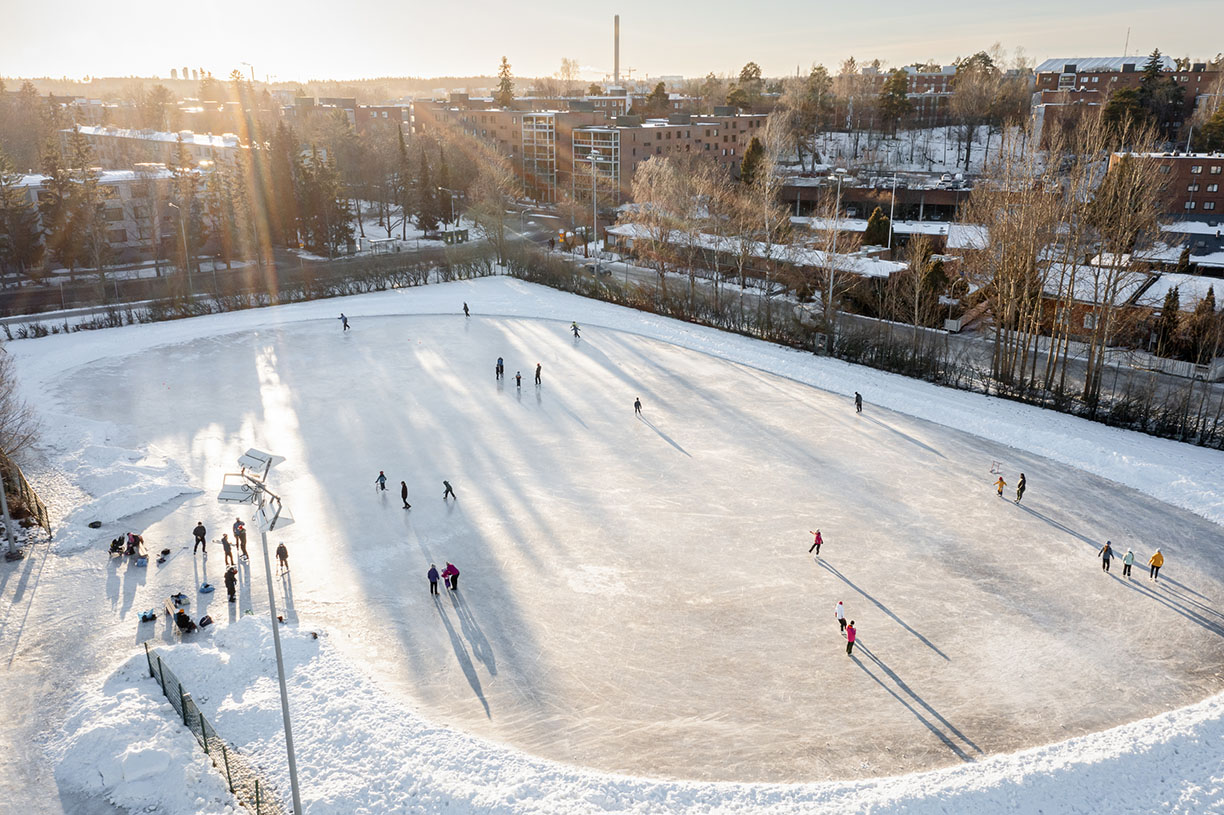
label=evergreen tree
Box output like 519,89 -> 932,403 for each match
1196,105 -> 1224,152
862,206 -> 891,247
1137,49 -> 1185,134
738,62 -> 764,103
268,121 -> 302,247
643,82 -> 669,117
739,137 -> 765,185
1175,245 -> 1192,275
64,128 -> 112,282
1102,88 -> 1148,136
726,86 -> 751,111
1155,285 -> 1181,358
1187,286 -> 1220,364
495,57 -> 515,108
38,141 -> 77,279
397,128 -> 411,239
587,83 -> 602,97
0,147 -> 44,281
878,69 -> 913,134
437,144 -> 452,224
166,136 -> 208,274
415,145 -> 438,232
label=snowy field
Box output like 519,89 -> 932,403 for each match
3,277 -> 1224,814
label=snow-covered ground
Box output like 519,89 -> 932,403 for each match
3,277 -> 1224,814
789,126 -> 1032,177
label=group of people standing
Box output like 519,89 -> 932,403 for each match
1098,540 -> 1165,580
427,563 -> 460,594
193,518 -> 250,565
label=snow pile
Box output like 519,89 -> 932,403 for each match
148,615 -> 1224,814
50,657 -> 242,814
38,414 -> 200,554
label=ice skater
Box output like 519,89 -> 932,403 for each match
1148,549 -> 1164,580
442,562 -> 460,590
994,476 -> 1006,497
401,480 -> 411,509
515,371 -> 522,389
496,357 -> 504,380
221,533 -> 234,566
1098,540 -> 1114,572
463,302 -> 470,317
1122,547 -> 1135,578
233,518 -> 248,560
276,542 -> 289,574
571,321 -> 581,338
1015,473 -> 1026,504
224,566 -> 238,603
442,480 -> 456,500
339,313 -> 350,331
193,521 -> 207,554
634,397 -> 642,416
428,564 -> 440,595
809,529 -> 824,555
854,392 -> 862,414
376,470 -> 388,491
835,600 -> 846,633
535,363 -> 542,386
845,621 -> 856,655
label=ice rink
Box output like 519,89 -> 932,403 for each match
46,311 -> 1224,783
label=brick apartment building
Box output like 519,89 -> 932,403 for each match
1109,151 -> 1224,215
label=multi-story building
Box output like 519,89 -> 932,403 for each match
1109,152 -> 1224,215
64,125 -> 244,169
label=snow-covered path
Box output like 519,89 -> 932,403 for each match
3,277 -> 1224,813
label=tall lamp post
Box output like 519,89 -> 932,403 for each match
437,187 -> 459,228
217,449 -> 302,815
825,168 -> 847,353
1,464 -> 22,562
167,202 -> 193,297
589,147 -> 602,269
886,172 -> 898,252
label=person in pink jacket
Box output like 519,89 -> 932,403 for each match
845,621 -> 856,656
809,529 -> 824,555
441,562 -> 460,591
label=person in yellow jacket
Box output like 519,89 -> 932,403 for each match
1148,549 -> 1164,581
994,476 -> 1006,497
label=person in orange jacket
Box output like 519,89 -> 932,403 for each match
994,476 -> 1006,497
1148,549 -> 1164,581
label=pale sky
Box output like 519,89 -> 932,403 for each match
3,0 -> 1221,82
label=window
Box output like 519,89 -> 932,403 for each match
1205,202 -> 1217,211
105,207 -> 124,222
1208,184 -> 1219,193
1188,184 -> 1200,192
1212,166 -> 1223,174
1185,201 -> 1197,210
656,132 -> 661,141
1092,76 -> 1099,83
1083,312 -> 1098,330
1191,165 -> 1203,174
1159,165 -> 1171,174
107,228 -> 127,243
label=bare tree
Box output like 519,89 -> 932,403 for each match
0,347 -> 38,460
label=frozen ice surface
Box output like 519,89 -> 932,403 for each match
33,295 -> 1224,784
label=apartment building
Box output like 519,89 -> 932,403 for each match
1112,152 -> 1224,215
64,125 -> 243,169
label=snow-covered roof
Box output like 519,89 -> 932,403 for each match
68,125 -> 242,149
1161,220 -> 1224,237
1041,263 -> 1153,306
1136,273 -> 1224,312
793,217 -> 988,250
607,222 -> 907,278
1035,56 -> 1174,74
18,166 -> 176,188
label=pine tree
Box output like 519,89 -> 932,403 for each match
397,128 -> 411,239
862,206 -> 891,247
1137,49 -> 1185,134
878,69 -> 913,134
437,145 -> 452,225
38,141 -> 77,279
1175,245 -> 1192,275
166,136 -> 208,275
415,145 -> 437,232
495,57 -> 515,108
739,137 -> 765,185
268,121 -> 301,247
1196,105 -> 1224,152
0,147 -> 44,281
1155,285 -> 1181,358
1188,286 -> 1220,364
644,82 -> 669,117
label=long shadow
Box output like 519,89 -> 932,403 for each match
637,415 -> 692,457
3,539 -> 51,669
1160,575 -> 1213,602
106,555 -> 122,612
860,415 -> 946,459
851,642 -> 974,763
1108,573 -> 1224,637
1015,503 -> 1099,549
435,596 -> 491,718
450,590 -> 497,676
1156,581 -> 1224,622
857,642 -> 983,754
818,560 -> 949,661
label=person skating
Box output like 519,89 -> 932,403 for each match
1148,549 -> 1164,580
571,321 -> 581,338
809,529 -> 824,555
221,533 -> 234,566
463,302 -> 470,317
224,566 -> 238,603
1015,473 -> 1027,504
496,357 -> 504,380
634,397 -> 642,416
442,562 -> 460,590
339,313 -> 350,331
1099,540 -> 1114,572
835,600 -> 846,634
442,480 -> 456,500
401,480 -> 411,509
1122,548 -> 1135,578
428,564 -> 440,595
233,518 -> 248,560
854,392 -> 862,414
994,476 -> 1006,497
192,521 -> 207,554
276,543 -> 289,574
845,621 -> 857,655
376,471 -> 388,491
535,363 -> 542,386
515,371 -> 522,389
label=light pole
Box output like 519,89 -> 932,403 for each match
437,187 -> 458,228
887,173 -> 898,253
1,464 -> 22,562
825,168 -> 847,352
217,449 -> 302,815
167,202 -> 193,297
589,146 -> 602,270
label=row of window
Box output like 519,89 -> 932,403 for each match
1184,201 -> 1218,210
1190,165 -> 1223,174
1187,183 -> 1220,192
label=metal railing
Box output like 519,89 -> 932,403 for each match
144,643 -> 287,815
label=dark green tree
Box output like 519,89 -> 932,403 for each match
878,69 -> 913,134
268,121 -> 302,246
166,136 -> 209,275
0,147 -> 44,281
415,144 -> 438,232
1187,286 -> 1220,364
726,86 -> 751,111
38,141 -> 76,279
1195,105 -> 1224,152
862,206 -> 891,247
738,62 -> 764,102
495,57 -> 515,108
643,82 -> 670,117
1154,285 -> 1181,358
1175,245 -> 1192,275
739,136 -> 765,185
1137,49 -> 1185,134
1102,88 -> 1148,135
587,83 -> 602,97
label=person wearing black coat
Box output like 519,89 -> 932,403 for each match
193,522 -> 207,554
428,564 -> 440,595
224,567 -> 238,602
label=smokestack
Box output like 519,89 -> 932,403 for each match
614,15 -> 620,83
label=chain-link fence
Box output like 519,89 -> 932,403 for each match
144,643 -> 287,815
0,452 -> 51,535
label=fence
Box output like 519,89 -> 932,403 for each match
143,643 -> 286,815
0,452 -> 50,535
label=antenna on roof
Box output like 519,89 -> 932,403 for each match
1123,27 -> 1130,57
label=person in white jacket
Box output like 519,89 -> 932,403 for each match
835,601 -> 847,634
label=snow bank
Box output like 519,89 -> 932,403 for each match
50,657 -> 242,814
152,616 -> 1224,814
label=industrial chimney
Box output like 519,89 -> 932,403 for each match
614,15 -> 620,83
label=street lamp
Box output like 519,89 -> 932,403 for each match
167,202 -> 193,297
437,187 -> 458,228
589,146 -> 602,270
824,168 -> 847,352
887,172 -> 898,252
217,449 -> 302,815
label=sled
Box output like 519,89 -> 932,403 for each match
990,460 -> 1004,475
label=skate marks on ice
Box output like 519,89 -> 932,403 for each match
851,642 -> 982,762
859,415 -> 946,460
1015,503 -> 1099,548
636,415 -> 692,457
1109,574 -> 1224,638
818,560 -> 949,661
434,594 -> 492,718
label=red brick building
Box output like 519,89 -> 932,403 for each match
1109,152 -> 1224,215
